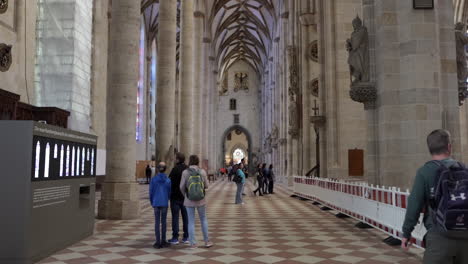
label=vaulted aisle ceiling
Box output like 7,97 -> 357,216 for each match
141,0 -> 280,78
208,0 -> 278,77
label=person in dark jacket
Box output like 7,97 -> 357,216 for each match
167,153 -> 189,245
268,164 -> 275,194
401,129 -> 468,263
262,163 -> 269,194
253,164 -> 264,196
145,164 -> 152,184
149,162 -> 171,249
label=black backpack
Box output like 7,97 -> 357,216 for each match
430,161 -> 468,231
232,170 -> 242,183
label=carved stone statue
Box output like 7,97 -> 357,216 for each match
0,43 -> 12,72
0,0 -> 8,14
234,72 -> 248,92
288,95 -> 299,137
455,23 -> 468,85
219,75 -> 228,96
271,125 -> 279,148
346,16 -> 369,84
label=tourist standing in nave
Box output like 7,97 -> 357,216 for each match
167,152 -> 189,245
268,164 -> 275,194
234,163 -> 246,204
262,163 -> 269,194
145,164 -> 152,184
180,155 -> 213,249
150,162 -> 172,249
253,163 -> 264,196
401,129 -> 468,263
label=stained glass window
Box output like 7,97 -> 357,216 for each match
233,148 -> 245,164
136,22 -> 145,141
91,149 -> 95,176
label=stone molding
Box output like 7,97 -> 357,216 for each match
194,11 -> 205,18
0,43 -> 12,72
299,12 -> 316,26
280,12 -> 289,19
307,40 -> 318,62
349,82 -> 376,110
0,0 -> 8,14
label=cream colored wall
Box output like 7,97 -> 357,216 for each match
0,0 -> 37,104
216,60 -> 261,168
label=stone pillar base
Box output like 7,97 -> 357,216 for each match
97,182 -> 140,220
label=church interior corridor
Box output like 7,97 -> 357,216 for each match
2,0 -> 468,263
38,181 -> 423,264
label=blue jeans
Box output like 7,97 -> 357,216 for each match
154,207 -> 168,244
186,206 -> 209,245
235,182 -> 244,204
170,199 -> 188,240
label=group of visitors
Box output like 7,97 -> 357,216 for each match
149,153 -> 213,250
253,163 -> 275,196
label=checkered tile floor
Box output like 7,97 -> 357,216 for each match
38,179 -> 423,264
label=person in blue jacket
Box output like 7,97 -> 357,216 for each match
150,161 -> 172,249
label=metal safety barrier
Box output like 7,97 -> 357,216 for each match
293,176 -> 427,248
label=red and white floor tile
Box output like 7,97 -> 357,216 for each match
38,180 -> 423,264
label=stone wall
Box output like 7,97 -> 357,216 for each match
0,0 -> 37,103
216,60 -> 261,168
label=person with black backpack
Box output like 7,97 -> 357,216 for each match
179,155 -> 213,249
402,129 -> 468,263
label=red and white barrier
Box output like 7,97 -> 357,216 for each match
293,176 -> 427,248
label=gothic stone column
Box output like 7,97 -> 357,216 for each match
98,0 -> 141,220
155,0 -> 177,164
179,0 -> 194,155
192,11 -> 204,156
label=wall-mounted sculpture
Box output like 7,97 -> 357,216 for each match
288,91 -> 299,138
0,43 -> 12,72
271,125 -> 279,149
287,46 -> 299,96
307,40 -> 318,62
346,16 -> 369,84
455,22 -> 468,105
287,45 -> 300,137
310,78 -> 319,97
219,74 -> 228,96
346,16 -> 376,110
234,72 -> 248,92
0,0 -> 8,14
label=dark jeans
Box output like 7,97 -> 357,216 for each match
269,180 -> 274,194
423,231 -> 468,264
263,179 -> 269,194
154,207 -> 168,244
254,177 -> 263,195
170,199 -> 188,240
146,175 -> 151,184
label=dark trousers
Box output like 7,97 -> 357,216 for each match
154,207 -> 168,244
254,178 -> 263,195
423,231 -> 468,264
170,199 -> 188,240
228,174 -> 232,181
263,179 -> 269,194
146,175 -> 151,184
269,180 -> 274,194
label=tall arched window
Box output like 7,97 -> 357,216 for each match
150,39 -> 157,146
44,143 -> 50,178
71,146 -> 75,176
136,21 -> 146,142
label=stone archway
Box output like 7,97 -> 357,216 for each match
220,125 -> 253,172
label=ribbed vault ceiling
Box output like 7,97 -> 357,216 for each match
141,0 -> 278,77
209,0 -> 277,77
